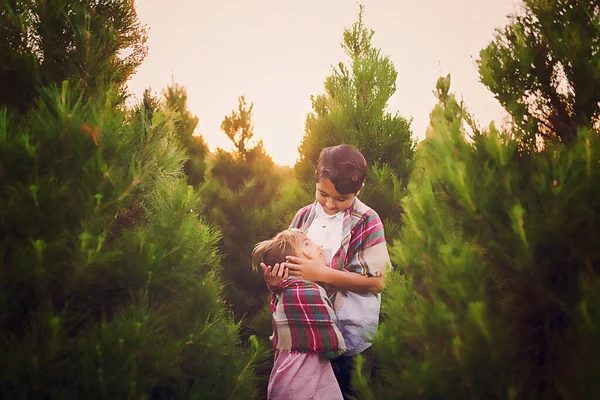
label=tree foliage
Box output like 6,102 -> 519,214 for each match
0,0 -> 148,113
0,2 -> 259,397
295,5 -> 415,240
221,95 -> 255,159
200,97 -> 293,325
163,82 -> 209,185
362,9 -> 600,396
478,0 -> 600,148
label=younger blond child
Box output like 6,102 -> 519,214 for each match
252,229 -> 346,400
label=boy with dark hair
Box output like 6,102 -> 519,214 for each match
262,144 -> 391,399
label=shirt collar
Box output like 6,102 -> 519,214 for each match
315,202 -> 345,221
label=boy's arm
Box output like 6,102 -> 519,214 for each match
286,210 -> 392,294
284,255 -> 385,294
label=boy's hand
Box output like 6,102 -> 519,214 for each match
260,262 -> 289,288
284,255 -> 329,283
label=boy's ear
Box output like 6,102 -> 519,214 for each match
355,183 -> 364,196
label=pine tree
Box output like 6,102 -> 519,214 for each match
478,0 -> 600,149
361,7 -> 600,398
359,65 -> 600,400
163,82 -> 209,186
0,0 -> 148,113
221,95 -> 254,159
0,2 -> 260,397
0,82 -> 261,400
203,96 -> 291,324
295,5 -> 415,240
203,118 -> 292,399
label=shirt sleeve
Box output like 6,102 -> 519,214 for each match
354,211 -> 392,277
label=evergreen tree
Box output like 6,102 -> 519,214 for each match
203,133 -> 291,400
359,75 -> 600,400
0,82 -> 260,400
478,0 -> 600,149
163,82 -> 209,185
295,5 -> 415,240
0,2 -> 259,397
0,0 -> 147,113
203,97 -> 291,324
221,95 -> 254,159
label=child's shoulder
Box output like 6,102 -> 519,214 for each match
297,203 -> 315,215
352,198 -> 380,220
290,203 -> 316,228
281,277 -> 324,293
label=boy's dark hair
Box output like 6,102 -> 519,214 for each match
316,144 -> 367,194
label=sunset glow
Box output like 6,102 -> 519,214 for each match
128,0 -> 519,166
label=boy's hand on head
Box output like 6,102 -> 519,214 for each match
260,262 -> 289,288
285,255 -> 329,283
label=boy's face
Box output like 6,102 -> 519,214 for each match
295,231 -> 325,260
315,178 -> 358,215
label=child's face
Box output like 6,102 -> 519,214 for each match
296,232 -> 325,260
315,178 -> 357,215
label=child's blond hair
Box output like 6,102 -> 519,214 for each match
252,229 -> 304,271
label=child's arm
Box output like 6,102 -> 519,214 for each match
284,255 -> 385,294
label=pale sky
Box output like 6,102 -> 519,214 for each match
128,0 -> 521,166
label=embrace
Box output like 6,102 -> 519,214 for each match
253,144 -> 392,400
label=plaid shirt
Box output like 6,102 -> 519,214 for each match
270,277 -> 346,359
289,198 -> 391,306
